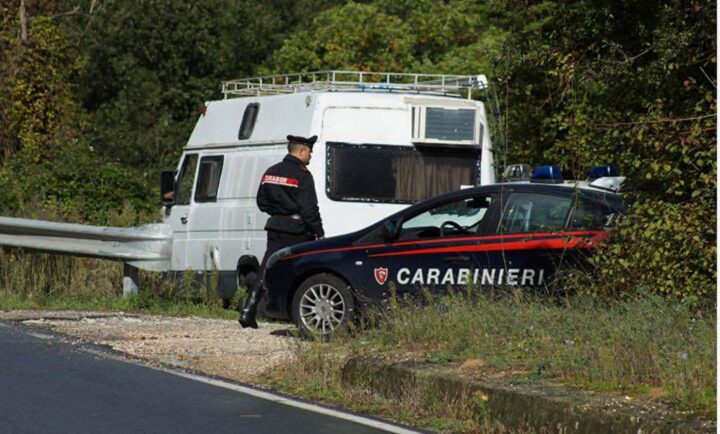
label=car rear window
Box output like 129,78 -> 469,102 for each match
499,192 -> 571,233
568,197 -> 615,229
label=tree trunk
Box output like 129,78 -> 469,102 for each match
19,0 -> 28,44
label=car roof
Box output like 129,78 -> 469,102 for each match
401,181 -> 623,215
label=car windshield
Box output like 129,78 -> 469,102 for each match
399,195 -> 493,240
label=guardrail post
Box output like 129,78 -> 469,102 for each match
122,263 -> 139,297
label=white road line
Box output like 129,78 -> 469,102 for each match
166,370 -> 421,434
26,332 -> 53,340
78,348 -> 420,434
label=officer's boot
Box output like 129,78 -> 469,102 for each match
238,281 -> 262,329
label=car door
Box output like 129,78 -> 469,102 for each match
168,153 -> 198,271
359,192 -> 499,299
487,187 -> 574,290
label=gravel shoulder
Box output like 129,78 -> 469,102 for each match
0,310 -> 300,383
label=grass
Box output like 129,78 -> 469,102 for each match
266,290 -> 716,432
262,342 -> 517,433
0,291 -> 239,320
0,249 -> 238,320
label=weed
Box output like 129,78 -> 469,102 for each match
0,249 -> 235,320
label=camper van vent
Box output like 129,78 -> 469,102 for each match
223,70 -> 488,99
412,106 -> 480,147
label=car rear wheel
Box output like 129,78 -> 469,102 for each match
291,273 -> 354,339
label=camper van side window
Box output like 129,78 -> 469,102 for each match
238,103 -> 259,140
194,156 -> 224,203
176,154 -> 198,205
327,143 -> 479,203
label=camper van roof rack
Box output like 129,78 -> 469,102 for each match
222,70 -> 488,99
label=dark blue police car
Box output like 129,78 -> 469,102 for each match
263,166 -> 626,337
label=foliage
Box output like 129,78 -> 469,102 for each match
265,0 -> 494,73
0,1 -> 156,225
0,141 -> 157,224
0,2 -> 81,162
78,0 -> 295,170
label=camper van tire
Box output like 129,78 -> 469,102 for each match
236,256 -> 260,285
291,273 -> 355,340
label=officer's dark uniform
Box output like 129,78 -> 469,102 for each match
239,134 -> 324,328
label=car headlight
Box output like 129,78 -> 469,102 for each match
266,247 -> 292,270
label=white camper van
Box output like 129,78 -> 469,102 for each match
159,71 -> 496,300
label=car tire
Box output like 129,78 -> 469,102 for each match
291,273 -> 354,339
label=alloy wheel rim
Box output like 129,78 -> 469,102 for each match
299,284 -> 345,334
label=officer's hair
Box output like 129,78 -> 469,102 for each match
287,142 -> 307,153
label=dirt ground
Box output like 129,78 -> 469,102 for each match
0,310 -> 300,383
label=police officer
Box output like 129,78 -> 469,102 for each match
239,134 -> 324,328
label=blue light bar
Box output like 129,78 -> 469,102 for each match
587,165 -> 619,181
530,165 -> 563,183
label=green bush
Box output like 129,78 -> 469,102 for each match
584,199 -> 715,302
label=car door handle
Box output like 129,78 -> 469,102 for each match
180,215 -> 188,224
443,255 -> 470,263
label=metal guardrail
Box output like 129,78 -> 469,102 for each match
0,216 -> 172,273
222,70 -> 488,99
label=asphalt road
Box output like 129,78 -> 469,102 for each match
0,323 -> 415,434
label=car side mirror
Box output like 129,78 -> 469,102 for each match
381,220 -> 397,242
161,170 -> 176,206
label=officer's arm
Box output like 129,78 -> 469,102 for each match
297,173 -> 324,237
256,181 -> 271,213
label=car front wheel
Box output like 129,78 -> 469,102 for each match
291,273 -> 354,339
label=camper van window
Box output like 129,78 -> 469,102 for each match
195,156 -> 224,203
327,143 -> 479,203
238,103 -> 259,140
176,154 -> 198,205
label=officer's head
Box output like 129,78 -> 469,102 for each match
287,135 -> 317,165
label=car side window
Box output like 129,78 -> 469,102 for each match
399,195 -> 494,241
194,156 -> 224,203
568,197 -> 613,229
499,192 -> 571,233
176,154 -> 198,206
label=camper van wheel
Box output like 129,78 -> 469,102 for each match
291,273 -> 354,340
237,270 -> 258,289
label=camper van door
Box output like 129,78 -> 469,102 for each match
186,152 -> 226,272
168,153 -> 198,270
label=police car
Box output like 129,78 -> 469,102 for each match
263,166 -> 626,337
